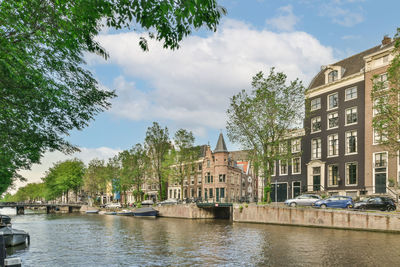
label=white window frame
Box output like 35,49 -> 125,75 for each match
346,162 -> 358,186
279,160 -> 288,176
328,164 -> 339,187
311,116 -> 321,133
312,138 -> 321,159
345,87 -> 357,101
327,92 -> 339,111
345,107 -> 358,126
291,139 -> 301,153
292,157 -> 301,174
327,112 -> 339,130
373,127 -> 388,145
310,98 -> 321,111
345,130 -> 357,155
328,134 -> 339,157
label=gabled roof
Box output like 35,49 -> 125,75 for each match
214,133 -> 228,153
308,42 -> 393,90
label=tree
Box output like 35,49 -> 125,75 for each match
371,30 -> 400,160
83,159 -> 110,199
43,159 -> 85,202
171,129 -> 198,200
226,68 -> 305,203
0,0 -> 226,195
145,122 -> 171,200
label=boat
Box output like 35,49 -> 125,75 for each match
0,226 -> 30,247
117,210 -> 135,216
104,211 -> 117,215
0,215 -> 11,226
85,210 -> 99,214
133,207 -> 159,217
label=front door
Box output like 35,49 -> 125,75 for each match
375,173 -> 386,193
293,182 -> 301,198
271,183 -> 288,202
313,175 -> 321,191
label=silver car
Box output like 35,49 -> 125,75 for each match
284,194 -> 321,207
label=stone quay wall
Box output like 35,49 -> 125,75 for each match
233,204 -> 400,232
155,204 -> 216,219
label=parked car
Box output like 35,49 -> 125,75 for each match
313,195 -> 354,209
105,202 -> 121,208
284,194 -> 321,207
354,196 -> 396,211
158,199 -> 178,206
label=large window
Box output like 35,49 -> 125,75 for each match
310,98 -> 321,111
270,161 -> 276,176
218,174 -> 226,183
292,139 -> 301,153
346,130 -> 357,154
345,87 -> 357,100
374,128 -> 388,144
327,112 -> 339,129
374,73 -> 388,90
328,165 -> 339,186
312,138 -> 321,159
205,172 -> 213,183
328,92 -> 339,110
328,134 -> 339,157
328,70 -> 338,83
311,116 -> 321,133
346,162 -> 358,185
346,107 -> 357,125
374,152 -> 387,167
279,160 -> 288,175
292,157 -> 301,174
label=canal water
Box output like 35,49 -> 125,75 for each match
3,208 -> 400,266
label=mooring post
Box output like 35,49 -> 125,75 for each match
0,233 -> 6,267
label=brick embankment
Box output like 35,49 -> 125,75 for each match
155,204 -> 216,219
233,204 -> 400,233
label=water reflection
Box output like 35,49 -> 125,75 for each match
5,214 -> 400,266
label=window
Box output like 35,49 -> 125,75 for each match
291,139 -> 301,153
327,112 -> 338,129
270,161 -> 276,176
311,116 -> 321,133
346,162 -> 358,185
292,157 -> 301,174
328,70 -> 338,83
328,134 -> 339,157
198,174 -> 202,184
209,188 -> 213,198
310,98 -> 321,111
328,165 -> 339,186
207,160 -> 210,168
346,130 -> 357,154
279,142 -> 288,154
312,138 -> 321,159
345,87 -> 357,100
198,163 -> 202,171
346,107 -> 357,125
374,152 -> 387,167
205,172 -> 213,183
328,93 -> 339,110
280,160 -> 288,175
219,174 -> 226,183
374,128 -> 388,144
374,73 -> 388,90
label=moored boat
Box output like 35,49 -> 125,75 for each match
117,210 -> 135,216
0,226 -> 30,247
104,211 -> 117,215
133,207 -> 159,217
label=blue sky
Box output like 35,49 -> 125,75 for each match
18,0 -> 400,186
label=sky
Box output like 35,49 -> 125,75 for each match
16,0 -> 400,189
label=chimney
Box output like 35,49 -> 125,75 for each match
382,35 -> 391,45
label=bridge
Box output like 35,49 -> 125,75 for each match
0,202 -> 82,215
196,202 -> 233,219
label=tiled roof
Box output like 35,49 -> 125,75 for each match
308,43 -> 393,90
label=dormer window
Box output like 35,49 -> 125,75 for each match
328,70 -> 338,83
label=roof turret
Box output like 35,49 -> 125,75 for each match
214,133 -> 228,153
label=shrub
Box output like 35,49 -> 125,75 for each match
239,205 -> 243,213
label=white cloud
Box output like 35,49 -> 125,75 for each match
90,19 -> 335,134
266,5 -> 300,32
319,2 -> 364,27
15,147 -> 121,190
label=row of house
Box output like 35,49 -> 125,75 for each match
119,37 -> 399,204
